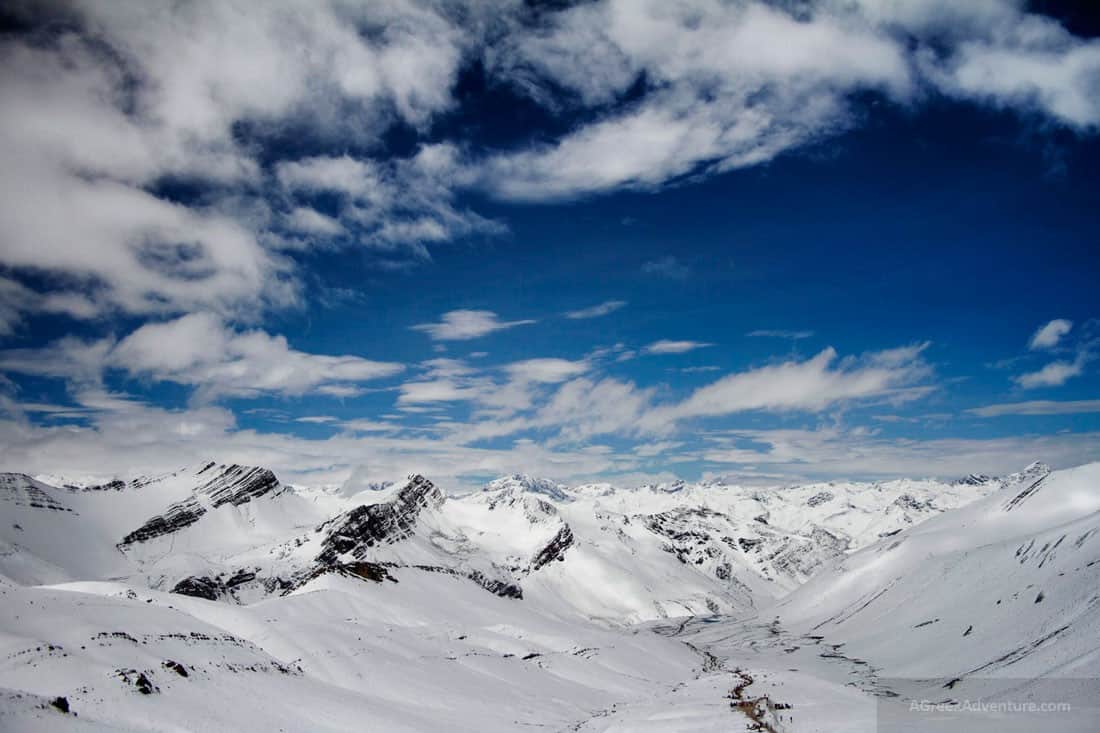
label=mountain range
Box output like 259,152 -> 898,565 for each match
1,460 -> 1097,731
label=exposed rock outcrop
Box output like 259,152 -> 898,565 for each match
314,474 -> 444,566
0,473 -> 74,513
120,464 -> 283,547
531,525 -> 574,570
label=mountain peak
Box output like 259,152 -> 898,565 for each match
1007,461 -> 1052,483
484,474 -> 571,502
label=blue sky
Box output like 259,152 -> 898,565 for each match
0,1 -> 1098,488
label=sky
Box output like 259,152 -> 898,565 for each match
0,0 -> 1098,490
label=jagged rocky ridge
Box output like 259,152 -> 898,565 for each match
0,473 -> 74,513
119,463 -> 283,547
0,461 -> 1046,616
313,474 -> 444,566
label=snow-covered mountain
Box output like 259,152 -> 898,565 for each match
2,460 -> 1097,731
774,461 -> 1100,707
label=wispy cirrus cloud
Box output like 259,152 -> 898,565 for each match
748,329 -> 814,340
641,343 -> 932,431
969,399 -> 1100,417
565,300 -> 627,319
699,426 -> 1100,480
641,256 -> 690,280
482,0 -> 1100,202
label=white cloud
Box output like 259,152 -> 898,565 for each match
0,1 -> 487,323
565,300 -> 627,319
285,207 -> 346,237
0,336 -> 114,383
276,147 -> 504,255
277,156 -> 380,198
0,393 -> 645,489
0,313 -> 403,400
643,344 -> 930,429
5,385 -> 1097,489
478,0 -> 1100,201
536,377 -> 656,442
643,340 -> 712,355
931,31 -> 1100,129
411,310 -> 536,341
4,0 -> 1100,490
398,380 -> 480,404
1028,318 -> 1073,349
634,440 -> 683,457
1014,359 -> 1084,389
482,0 -> 911,200
505,358 -> 589,383
339,419 -> 400,434
698,425 -> 1100,480
969,399 -> 1100,417
641,256 -> 690,280
0,277 -> 100,337
2,0 -> 1098,329
112,313 -> 403,399
747,329 -> 814,339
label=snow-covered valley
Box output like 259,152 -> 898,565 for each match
1,461 -> 1098,731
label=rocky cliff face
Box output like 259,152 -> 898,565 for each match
314,474 -> 444,566
0,473 -> 74,513
530,525 -> 574,570
119,463 -> 284,547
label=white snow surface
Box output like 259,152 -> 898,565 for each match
1,460 -> 1097,731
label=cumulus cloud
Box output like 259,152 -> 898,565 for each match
1029,318 -> 1073,349
930,24 -> 1100,129
565,300 -> 627,319
411,309 -> 536,341
0,0 -> 490,324
0,313 -> 403,400
3,0 -> 1098,327
643,340 -> 712,355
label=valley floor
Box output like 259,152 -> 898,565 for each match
3,578 -> 1098,732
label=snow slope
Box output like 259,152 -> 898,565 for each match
771,461 -> 1100,726
0,570 -> 704,732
